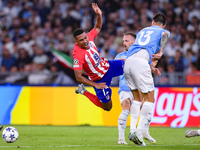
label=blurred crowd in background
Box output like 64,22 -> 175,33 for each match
0,0 -> 199,85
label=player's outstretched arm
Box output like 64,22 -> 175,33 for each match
74,70 -> 107,89
92,3 -> 102,34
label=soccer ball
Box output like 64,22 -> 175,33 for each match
2,127 -> 19,143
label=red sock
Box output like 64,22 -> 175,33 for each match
83,91 -> 103,109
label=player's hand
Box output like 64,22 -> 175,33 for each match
152,50 -> 163,61
151,66 -> 161,76
92,3 -> 102,16
94,82 -> 107,89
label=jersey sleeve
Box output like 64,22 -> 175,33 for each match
87,29 -> 97,41
166,30 -> 170,37
163,29 -> 170,37
73,50 -> 84,70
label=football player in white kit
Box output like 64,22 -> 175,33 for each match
124,14 -> 170,146
115,33 -> 160,145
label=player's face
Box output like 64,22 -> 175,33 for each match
123,35 -> 135,51
75,32 -> 90,49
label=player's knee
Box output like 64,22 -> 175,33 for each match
122,99 -> 131,110
104,106 -> 112,111
102,101 -> 112,111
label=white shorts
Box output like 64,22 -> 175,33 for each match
119,91 -> 134,104
124,49 -> 154,93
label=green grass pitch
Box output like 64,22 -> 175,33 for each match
0,125 -> 200,150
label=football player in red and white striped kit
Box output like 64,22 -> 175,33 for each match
73,3 -> 124,111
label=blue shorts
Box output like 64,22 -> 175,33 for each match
93,60 -> 124,103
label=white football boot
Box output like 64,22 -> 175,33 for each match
143,133 -> 157,143
75,84 -> 86,95
185,130 -> 199,138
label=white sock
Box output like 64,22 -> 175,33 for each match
118,110 -> 129,140
137,101 -> 154,139
130,100 -> 142,133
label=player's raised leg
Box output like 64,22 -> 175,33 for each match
75,84 -> 103,109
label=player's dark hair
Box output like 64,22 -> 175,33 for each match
124,32 -> 136,39
153,13 -> 166,25
73,28 -> 84,38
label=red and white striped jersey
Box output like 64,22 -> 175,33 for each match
73,29 -> 110,81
